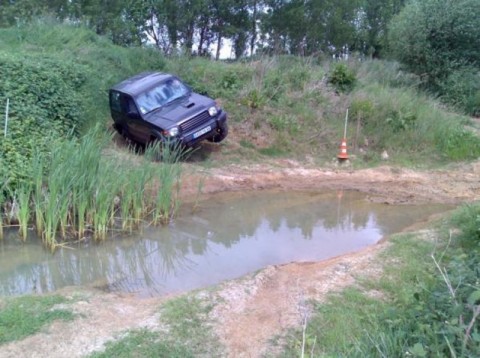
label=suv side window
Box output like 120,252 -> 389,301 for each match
110,91 -> 121,112
120,95 -> 139,116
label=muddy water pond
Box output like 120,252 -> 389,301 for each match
0,190 -> 450,297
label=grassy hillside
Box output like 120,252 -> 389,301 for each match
1,20 -> 479,174
1,21 -> 480,247
0,19 -> 166,130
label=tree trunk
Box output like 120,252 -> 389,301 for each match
250,0 -> 257,56
216,32 -> 222,60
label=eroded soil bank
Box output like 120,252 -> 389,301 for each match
2,159 -> 480,358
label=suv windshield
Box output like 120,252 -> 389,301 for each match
136,78 -> 190,114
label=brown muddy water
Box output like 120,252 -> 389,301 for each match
0,190 -> 450,297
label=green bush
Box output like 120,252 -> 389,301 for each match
328,62 -> 356,93
436,127 -> 480,161
389,0 -> 480,87
0,54 -> 83,189
439,68 -> 480,116
385,109 -> 417,132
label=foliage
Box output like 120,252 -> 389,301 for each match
389,0 -> 480,82
0,53 -> 83,189
0,0 -> 409,59
328,62 -> 356,93
166,56 -> 252,99
439,67 -> 480,117
3,126 -> 184,251
0,21 -> 166,191
89,329 -> 194,358
160,295 -> 220,355
261,0 -> 366,57
0,295 -> 74,344
359,0 -> 406,57
436,127 -> 480,161
357,59 -> 421,89
91,295 -> 222,357
388,0 -> 480,114
450,203 -> 480,249
348,80 -> 480,162
278,203 -> 480,357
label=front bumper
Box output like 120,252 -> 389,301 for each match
180,111 -> 227,146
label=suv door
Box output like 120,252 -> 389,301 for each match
120,94 -> 150,143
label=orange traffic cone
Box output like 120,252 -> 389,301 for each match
337,138 -> 349,160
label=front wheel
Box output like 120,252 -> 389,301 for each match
207,124 -> 228,143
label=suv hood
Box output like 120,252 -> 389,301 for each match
144,92 -> 215,128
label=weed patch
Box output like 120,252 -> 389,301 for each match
160,295 -> 221,356
89,294 -> 222,357
90,329 -> 193,358
0,295 -> 75,345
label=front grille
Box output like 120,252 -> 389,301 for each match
179,111 -> 211,133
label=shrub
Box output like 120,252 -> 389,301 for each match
328,63 -> 356,93
0,54 -> 83,189
388,0 -> 480,87
439,68 -> 480,116
436,127 -> 480,161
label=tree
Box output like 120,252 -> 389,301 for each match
358,0 -> 405,58
388,0 -> 480,86
0,0 -> 70,27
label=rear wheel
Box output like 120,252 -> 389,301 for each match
114,123 -> 129,139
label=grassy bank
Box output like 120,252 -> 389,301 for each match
90,295 -> 222,358
277,204 -> 480,357
0,295 -> 75,344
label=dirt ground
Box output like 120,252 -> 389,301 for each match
2,148 -> 480,357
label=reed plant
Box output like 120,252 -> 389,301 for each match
13,184 -> 32,241
130,168 -> 150,228
23,129 -> 187,246
119,178 -> 135,232
0,189 -> 4,240
41,186 -> 61,251
146,140 -> 185,225
72,184 -> 90,239
92,183 -> 113,241
31,153 -> 45,237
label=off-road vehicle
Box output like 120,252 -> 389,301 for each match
109,72 -> 228,146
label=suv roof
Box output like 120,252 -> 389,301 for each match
110,72 -> 172,97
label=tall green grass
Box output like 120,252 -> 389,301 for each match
145,140 -> 186,225
0,186 -> 5,240
6,126 -> 184,251
347,61 -> 480,164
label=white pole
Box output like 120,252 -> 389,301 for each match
4,98 -> 9,138
343,108 -> 349,138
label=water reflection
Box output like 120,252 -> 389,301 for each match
0,190 -> 449,297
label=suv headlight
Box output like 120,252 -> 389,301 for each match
164,127 -> 179,137
208,106 -> 218,117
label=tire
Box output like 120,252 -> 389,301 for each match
114,123 -> 129,139
113,122 -> 121,134
207,124 -> 228,143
